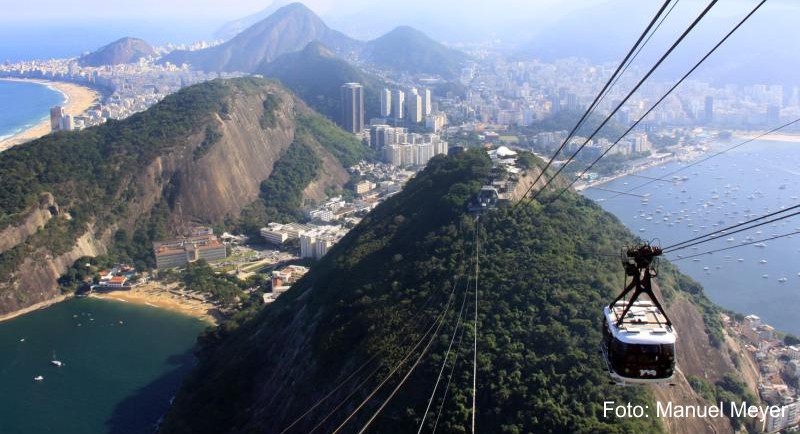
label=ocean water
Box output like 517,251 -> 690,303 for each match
0,298 -> 208,434
583,139 -> 800,336
0,80 -> 64,141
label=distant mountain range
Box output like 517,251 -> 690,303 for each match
162,2 -> 469,81
257,42 -> 386,121
79,37 -> 156,67
162,3 -> 359,74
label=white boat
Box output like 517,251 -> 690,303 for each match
726,237 -> 735,242
34,376 -> 44,381
737,258 -> 744,262
51,351 -> 63,367
755,243 -> 766,248
778,277 -> 788,283
759,260 -> 768,264
762,274 -> 769,279
703,267 -> 710,271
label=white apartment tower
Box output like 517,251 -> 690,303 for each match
422,88 -> 432,115
380,88 -> 392,118
407,93 -> 423,123
392,89 -> 405,120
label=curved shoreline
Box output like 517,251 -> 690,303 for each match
0,78 -> 101,152
0,294 -> 73,324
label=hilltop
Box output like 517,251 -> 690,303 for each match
258,42 -> 386,121
79,37 -> 156,67
362,26 -> 470,79
159,150 -> 753,433
0,77 -> 370,316
162,3 -> 359,73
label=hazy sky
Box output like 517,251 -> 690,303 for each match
2,0 -> 799,83
5,0 -> 797,43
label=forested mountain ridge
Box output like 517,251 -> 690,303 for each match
0,77 -> 369,316
257,41 -> 386,122
159,149 -> 754,433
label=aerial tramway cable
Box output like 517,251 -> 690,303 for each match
328,276 -> 460,434
548,0 -> 767,205
598,117 -> 800,201
431,321 -> 468,434
416,276 -> 471,433
663,205 -> 800,253
512,0 -> 675,209
471,218 -> 480,434
669,229 -> 800,262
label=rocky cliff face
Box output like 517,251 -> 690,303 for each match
0,78 -> 363,316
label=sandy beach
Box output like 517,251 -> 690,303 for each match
735,131 -> 800,143
90,282 -> 220,325
0,78 -> 101,152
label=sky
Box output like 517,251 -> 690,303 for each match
2,0 -> 799,85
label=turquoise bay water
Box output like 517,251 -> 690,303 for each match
583,139 -> 800,336
0,79 -> 64,141
0,298 -> 207,434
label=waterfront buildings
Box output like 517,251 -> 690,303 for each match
153,234 -> 227,269
340,82 -> 365,133
49,106 -> 65,131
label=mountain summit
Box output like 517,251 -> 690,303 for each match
258,41 -> 385,120
162,3 -> 358,73
362,25 -> 469,79
78,37 -> 156,67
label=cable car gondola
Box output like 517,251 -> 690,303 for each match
602,244 -> 676,385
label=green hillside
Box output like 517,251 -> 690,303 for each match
0,77 -> 370,282
158,149 -> 731,433
363,26 -> 470,79
258,42 -> 385,122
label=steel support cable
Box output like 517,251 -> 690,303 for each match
664,202 -> 800,251
431,319 -> 468,434
353,282 -> 466,434
329,267 -> 462,434
664,208 -> 800,254
669,229 -> 800,262
512,0 -> 675,209
548,0 -> 767,205
604,0 -> 682,103
471,218 -> 480,434
601,117 -> 800,201
306,291 -> 454,434
528,0 -> 719,204
279,243 -> 467,434
416,276 -> 471,433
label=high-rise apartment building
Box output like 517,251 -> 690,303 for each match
392,89 -> 405,120
407,93 -> 423,123
50,106 -> 65,131
704,96 -> 714,124
422,88 -> 432,115
380,88 -> 392,118
340,83 -> 364,134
